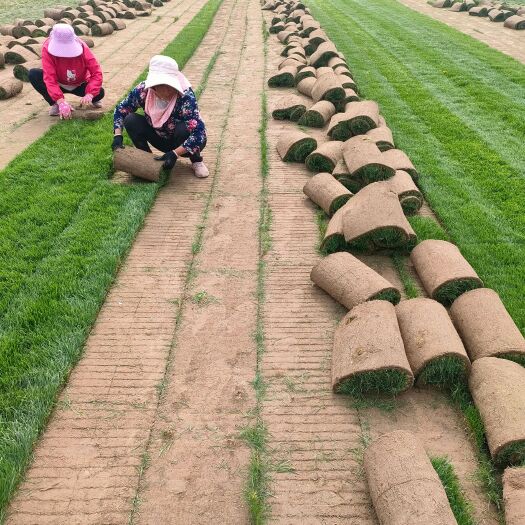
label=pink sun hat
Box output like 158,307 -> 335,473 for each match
48,23 -> 83,58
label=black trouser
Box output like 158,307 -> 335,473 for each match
123,113 -> 205,163
28,68 -> 105,106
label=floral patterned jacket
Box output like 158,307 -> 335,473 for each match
113,81 -> 206,155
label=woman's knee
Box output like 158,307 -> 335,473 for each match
123,112 -> 145,132
28,68 -> 43,86
93,87 -> 105,102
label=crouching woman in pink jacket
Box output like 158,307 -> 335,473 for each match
29,24 -> 104,119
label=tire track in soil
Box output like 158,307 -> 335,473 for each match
261,9 -> 499,525
395,0 -> 525,64
130,0 -> 264,522
0,0 -> 206,170
3,0 -> 240,523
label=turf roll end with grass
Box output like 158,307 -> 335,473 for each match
365,430 -> 458,525
4,46 -> 37,65
271,96 -> 307,121
276,129 -> 317,162
305,140 -> 343,173
91,22 -> 114,36
310,251 -> 401,309
387,170 -> 423,215
268,65 -> 297,88
308,40 -> 338,67
341,182 -> 416,251
504,15 -> 525,29
470,357 -> 525,467
332,158 -> 362,193
503,468 -> 525,525
381,148 -> 418,180
0,78 -> 23,99
73,24 -> 91,36
13,60 -> 42,82
303,172 -> 352,215
108,19 -> 127,30
366,123 -> 394,152
469,6 -> 489,16
410,240 -> 483,306
449,288 -> 525,362
332,301 -> 413,396
320,203 -> 349,254
297,99 -> 335,127
295,65 -> 316,84
396,298 -> 470,387
310,70 -> 345,104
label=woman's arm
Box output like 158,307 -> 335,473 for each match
178,91 -> 207,155
83,44 -> 103,97
42,47 -> 64,103
113,83 -> 145,133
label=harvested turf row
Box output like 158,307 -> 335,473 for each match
0,0 -> 224,519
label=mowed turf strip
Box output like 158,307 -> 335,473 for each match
307,0 -> 525,332
0,0 -> 223,515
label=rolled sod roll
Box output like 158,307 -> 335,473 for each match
316,66 -> 334,78
364,430 -> 458,525
328,100 -> 380,140
12,25 -> 38,38
503,468 -> 525,525
386,170 -> 423,215
432,0 -> 452,7
279,57 -> 305,70
381,148 -> 418,180
335,88 -> 359,112
308,41 -> 338,68
333,301 -> 413,396
504,15 -> 525,29
305,140 -> 343,173
297,76 -> 316,97
303,172 -> 352,215
57,18 -> 73,25
310,252 -> 401,309
271,97 -> 307,121
501,10 -> 516,20
134,0 -> 150,9
396,298 -> 470,386
268,65 -> 297,87
342,182 -> 416,251
470,357 -> 525,466
0,25 -> 16,36
411,240 -> 483,305
4,45 -> 38,64
365,117 -> 394,151
93,10 -> 110,22
488,9 -> 504,21
108,19 -> 126,30
79,36 -> 95,47
305,30 -> 328,55
449,288 -> 525,362
311,71 -> 345,105
280,42 -> 300,56
91,22 -> 114,36
35,17 -> 56,27
450,2 -> 466,11
62,9 -> 81,20
469,6 -> 489,15
118,9 -> 136,18
13,59 -> 41,81
298,100 -> 335,128
32,26 -> 52,38
332,158 -> 361,193
320,202 -> 348,253
0,78 -> 23,99
295,65 -> 316,84
113,148 -> 163,181
276,129 -> 317,162
74,23 -> 91,35
44,8 -> 65,20
276,30 -> 293,43
343,135 -> 396,185
85,15 -> 104,26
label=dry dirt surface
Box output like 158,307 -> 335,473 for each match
0,0 -> 207,170
397,0 -> 525,64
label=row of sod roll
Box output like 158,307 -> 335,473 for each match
0,0 -> 171,100
430,0 -> 525,30
262,0 -> 525,523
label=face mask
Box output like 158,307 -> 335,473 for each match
156,98 -> 169,109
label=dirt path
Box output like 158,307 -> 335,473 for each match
261,10 -> 499,525
4,0 -> 262,522
0,0 -> 206,170
397,0 -> 525,64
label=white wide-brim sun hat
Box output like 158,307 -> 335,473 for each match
144,55 -> 191,94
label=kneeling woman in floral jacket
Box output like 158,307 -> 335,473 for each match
112,55 -> 208,178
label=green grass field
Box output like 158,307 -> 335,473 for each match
307,0 -> 525,334
0,0 -> 223,517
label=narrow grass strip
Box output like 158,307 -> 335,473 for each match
241,17 -> 271,525
391,254 -> 420,299
0,0 -> 224,518
431,456 -> 476,525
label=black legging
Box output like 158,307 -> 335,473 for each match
28,68 -> 105,106
123,113 -> 205,163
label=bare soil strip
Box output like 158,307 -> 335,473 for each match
4,0 -> 250,522
396,0 -> 525,64
0,0 -> 205,170
261,9 -> 499,525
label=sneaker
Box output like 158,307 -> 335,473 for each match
192,161 -> 209,178
49,103 -> 59,116
92,100 -> 103,109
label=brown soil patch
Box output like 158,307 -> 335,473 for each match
396,0 -> 525,64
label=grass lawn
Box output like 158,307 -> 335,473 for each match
0,0 -> 223,517
0,0 -> 80,24
307,0 -> 525,334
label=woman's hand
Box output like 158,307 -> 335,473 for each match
112,135 -> 124,151
154,150 -> 178,170
58,100 -> 73,120
79,93 -> 94,107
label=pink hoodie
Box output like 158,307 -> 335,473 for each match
41,39 -> 103,102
